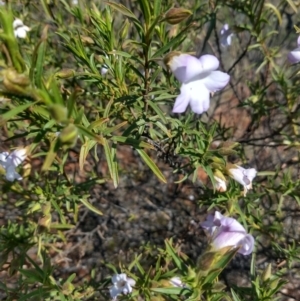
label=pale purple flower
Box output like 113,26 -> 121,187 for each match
288,36 -> 300,64
168,53 -> 230,114
220,24 -> 233,47
201,211 -> 254,255
0,148 -> 27,181
109,273 -> 135,300
228,165 -> 257,196
13,19 -> 30,39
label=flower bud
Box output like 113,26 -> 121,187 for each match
261,263 -> 272,282
164,8 -> 192,25
270,277 -> 279,290
49,104 -> 68,123
59,124 -> 78,148
42,202 -> 51,216
5,68 -> 30,87
213,170 -> 227,192
38,214 -> 52,230
62,282 -> 75,295
197,251 -> 216,271
120,19 -> 130,40
55,69 -> 75,79
80,35 -> 94,45
216,140 -> 239,150
2,68 -> 30,94
210,156 -> 226,170
217,148 -> 238,156
163,51 -> 182,68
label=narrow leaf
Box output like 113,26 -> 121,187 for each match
79,197 -> 103,215
136,149 -> 166,183
103,138 -> 119,188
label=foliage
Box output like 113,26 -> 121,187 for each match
0,0 -> 299,300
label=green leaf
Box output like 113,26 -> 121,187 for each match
286,0 -> 297,13
105,1 -> 144,33
79,139 -> 97,171
153,0 -> 162,18
231,289 -> 242,301
151,25 -> 190,59
147,99 -> 167,123
49,79 -> 64,105
137,0 -> 151,26
76,124 -> 104,144
201,247 -> 239,285
151,287 -> 190,295
1,102 -> 34,122
18,289 -> 50,301
111,136 -> 154,149
165,239 -> 188,273
79,197 -> 103,216
30,29 -> 47,88
136,149 -> 166,183
103,138 -> 119,188
41,139 -> 59,171
264,3 -> 282,25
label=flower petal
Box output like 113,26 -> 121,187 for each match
229,165 -> 257,190
203,71 -> 230,92
202,211 -> 254,256
238,234 -> 255,255
13,19 -> 24,29
23,26 -> 31,32
172,83 -> 191,113
5,165 -> 22,182
9,148 -> 27,167
0,152 -> 9,167
197,54 -> 220,74
220,23 -> 229,35
288,47 -> 300,64
189,82 -> 210,114
127,278 -> 136,287
219,216 -> 247,233
169,54 -> 204,82
297,36 -> 300,47
109,286 -> 122,299
213,231 -> 246,250
169,276 -> 183,287
214,176 -> 227,192
123,282 -> 133,294
15,28 -> 27,39
200,214 -> 216,235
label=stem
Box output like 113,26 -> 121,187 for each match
0,9 -> 25,72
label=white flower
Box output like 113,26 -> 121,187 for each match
288,36 -> 300,64
72,0 -> 78,4
228,165 -> 257,196
101,65 -> 109,75
0,148 -> 27,182
214,175 -> 227,192
220,23 -> 233,47
101,51 -> 117,76
169,276 -> 184,287
167,53 -> 230,114
13,19 -> 30,39
109,273 -> 135,300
